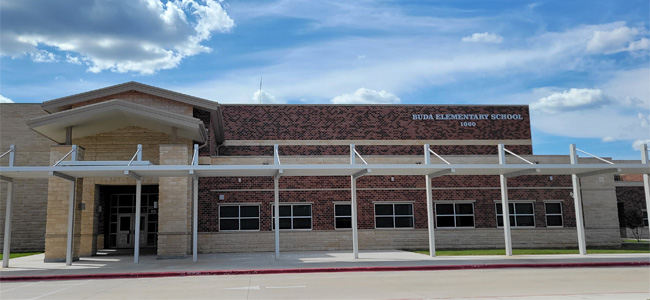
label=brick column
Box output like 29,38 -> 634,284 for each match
44,145 -> 84,262
157,144 -> 191,259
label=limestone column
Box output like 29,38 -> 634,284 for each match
44,145 -> 84,262
157,144 -> 191,258
79,182 -> 98,256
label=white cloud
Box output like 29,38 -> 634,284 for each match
29,50 -> 57,62
586,26 -> 647,54
0,95 -> 14,103
524,69 -> 650,151
632,139 -> 650,151
530,88 -> 613,113
252,90 -> 284,104
461,32 -> 503,44
626,38 -> 650,52
0,0 -> 234,74
66,54 -> 81,65
331,88 -> 400,104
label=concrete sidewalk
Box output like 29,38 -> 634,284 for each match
1,250 -> 648,281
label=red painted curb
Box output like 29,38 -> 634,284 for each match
1,261 -> 648,282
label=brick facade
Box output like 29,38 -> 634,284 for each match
0,84 -> 639,258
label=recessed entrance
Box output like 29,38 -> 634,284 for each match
99,185 -> 159,249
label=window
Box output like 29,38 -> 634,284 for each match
334,204 -> 352,229
220,205 -> 260,231
272,204 -> 312,230
435,203 -> 475,228
644,210 -> 649,227
375,203 -> 414,229
545,202 -> 563,227
496,202 -> 535,227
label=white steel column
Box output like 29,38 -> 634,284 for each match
2,180 -> 13,268
66,179 -> 76,266
570,144 -> 587,255
192,177 -> 198,262
274,144 -> 281,260
350,145 -> 359,259
424,144 -> 436,257
350,175 -> 359,259
134,179 -> 142,264
498,144 -> 513,256
192,144 -> 199,263
274,174 -> 280,259
642,144 -> 650,225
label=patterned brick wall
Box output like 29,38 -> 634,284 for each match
219,105 -> 532,156
198,175 -> 575,232
219,145 -> 533,156
221,105 -> 530,140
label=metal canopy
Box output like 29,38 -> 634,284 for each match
0,163 -> 647,180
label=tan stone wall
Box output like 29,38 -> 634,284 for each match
158,144 -> 192,258
198,228 -> 581,253
44,146 -> 84,262
0,104 -> 54,252
74,126 -> 173,164
70,91 -> 193,116
580,174 -> 622,246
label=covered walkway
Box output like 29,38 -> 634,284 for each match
1,143 -> 649,268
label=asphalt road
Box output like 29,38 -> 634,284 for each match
1,267 -> 649,299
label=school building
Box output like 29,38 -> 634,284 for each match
0,81 -> 648,266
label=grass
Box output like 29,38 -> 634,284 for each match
623,239 -> 649,243
0,252 -> 42,260
412,245 -> 650,256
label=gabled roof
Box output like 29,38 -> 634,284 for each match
29,99 -> 207,143
41,81 -> 219,113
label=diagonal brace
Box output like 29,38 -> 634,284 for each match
124,170 -> 142,181
427,168 -> 455,178
353,169 -> 371,179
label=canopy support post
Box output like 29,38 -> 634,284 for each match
498,144 -> 513,256
570,144 -> 587,255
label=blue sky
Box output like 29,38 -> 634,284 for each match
1,0 -> 649,159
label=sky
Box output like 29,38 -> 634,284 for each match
1,0 -> 649,160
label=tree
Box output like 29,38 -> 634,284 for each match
625,210 -> 645,242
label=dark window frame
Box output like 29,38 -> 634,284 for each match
544,202 -> 564,227
219,204 -> 261,231
495,202 -> 536,228
435,202 -> 475,228
334,203 -> 352,229
271,203 -> 313,230
374,203 -> 415,229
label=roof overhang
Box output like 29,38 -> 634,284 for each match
41,81 -> 219,113
0,163 -> 647,180
28,99 -> 207,143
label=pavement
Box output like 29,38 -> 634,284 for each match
1,249 -> 648,281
